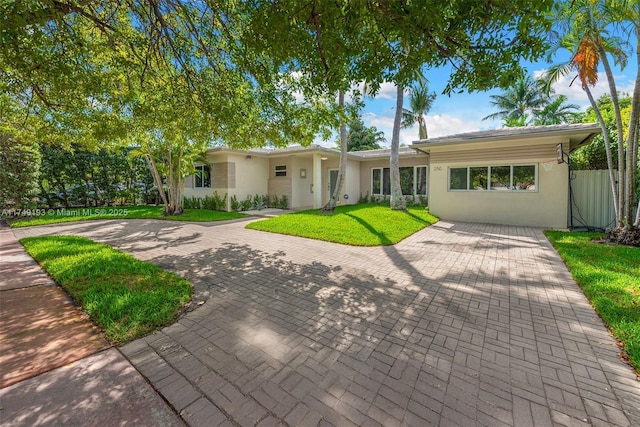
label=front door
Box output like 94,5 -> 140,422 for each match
329,169 -> 339,201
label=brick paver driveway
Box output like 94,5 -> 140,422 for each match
15,218 -> 640,426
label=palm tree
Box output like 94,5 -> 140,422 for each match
545,0 -> 638,227
533,95 -> 580,125
401,81 -> 436,139
390,82 -> 406,210
482,75 -> 547,126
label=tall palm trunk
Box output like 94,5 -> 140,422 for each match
323,90 -> 347,211
599,47 -> 626,226
627,31 -> 640,226
418,115 -> 428,140
390,83 -> 406,210
585,86 -> 620,222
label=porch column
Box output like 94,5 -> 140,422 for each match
313,153 -> 322,208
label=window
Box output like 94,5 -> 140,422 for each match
275,165 -> 287,177
371,166 -> 428,196
448,165 -> 537,192
195,165 -> 211,188
470,167 -> 488,191
449,168 -> 467,190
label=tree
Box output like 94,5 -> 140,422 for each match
402,81 -> 437,140
243,0 -> 554,211
482,75 -> 547,125
345,118 -> 385,151
3,1 -> 555,215
571,94 -> 631,170
1,1 -> 324,215
532,94 -> 580,125
547,0 -> 639,228
390,83 -> 406,210
0,133 -> 40,209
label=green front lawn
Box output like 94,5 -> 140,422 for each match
545,231 -> 640,373
8,205 -> 246,227
21,235 -> 192,345
246,204 -> 438,246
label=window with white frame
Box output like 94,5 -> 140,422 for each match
371,166 -> 428,196
274,165 -> 287,177
195,165 -> 211,188
448,165 -> 537,191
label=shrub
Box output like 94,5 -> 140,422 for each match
241,196 -> 252,211
211,191 -> 227,211
279,195 -> 289,209
270,194 -> 280,208
253,194 -> 266,210
230,195 -> 241,212
358,192 -> 370,204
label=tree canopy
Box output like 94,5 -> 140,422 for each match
2,0 -> 555,213
345,118 -> 385,152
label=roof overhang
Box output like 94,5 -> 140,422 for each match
410,123 -> 602,154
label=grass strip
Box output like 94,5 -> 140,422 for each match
246,204 -> 438,246
545,231 -> 640,373
8,205 -> 246,228
21,235 -> 192,345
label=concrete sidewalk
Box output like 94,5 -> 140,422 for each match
0,223 -> 184,426
13,218 -> 640,426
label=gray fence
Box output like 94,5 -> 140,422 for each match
570,170 -> 617,230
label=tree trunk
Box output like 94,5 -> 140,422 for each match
145,154 -> 169,212
418,114 -> 428,140
599,47 -> 626,226
625,31 -> 640,225
585,86 -> 620,226
390,83 -> 406,210
322,90 -> 347,212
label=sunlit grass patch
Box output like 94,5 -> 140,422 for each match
246,204 -> 438,246
21,235 -> 192,345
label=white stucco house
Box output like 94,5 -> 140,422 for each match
184,123 -> 601,229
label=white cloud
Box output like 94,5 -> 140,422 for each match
361,111 -> 485,147
426,114 -> 482,138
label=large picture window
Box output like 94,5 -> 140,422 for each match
448,165 -> 537,192
371,166 -> 428,196
195,165 -> 211,188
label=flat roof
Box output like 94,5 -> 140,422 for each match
411,123 -> 601,151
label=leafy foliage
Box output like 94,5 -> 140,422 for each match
345,117 -> 385,151
402,81 -> 437,140
482,75 -> 578,126
571,94 -> 631,170
37,144 -> 156,208
0,133 -> 41,209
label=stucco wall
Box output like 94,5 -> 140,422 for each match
291,157 -> 314,209
227,153 -> 269,205
268,157 -> 292,205
183,152 -> 270,210
428,140 -> 569,228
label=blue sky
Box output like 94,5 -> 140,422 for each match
335,45 -> 638,148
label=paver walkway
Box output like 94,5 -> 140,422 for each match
13,218 -> 640,426
0,224 -> 110,388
